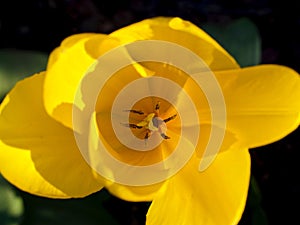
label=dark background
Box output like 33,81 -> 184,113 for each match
0,0 -> 299,225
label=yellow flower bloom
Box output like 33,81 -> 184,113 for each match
0,17 -> 300,225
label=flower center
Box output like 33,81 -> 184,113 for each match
124,100 -> 177,142
96,91 -> 181,166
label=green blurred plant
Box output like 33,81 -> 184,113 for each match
203,17 -> 261,67
0,175 -> 24,225
0,49 -> 48,101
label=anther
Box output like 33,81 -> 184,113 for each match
123,109 -> 144,115
155,101 -> 160,110
122,123 -> 143,129
164,114 -> 177,123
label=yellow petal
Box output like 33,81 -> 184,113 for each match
43,33 -> 107,128
0,73 -> 103,198
104,181 -> 163,202
44,33 -> 153,129
110,17 -> 240,71
146,149 -> 250,225
215,65 -> 300,148
195,124 -> 238,156
46,33 -> 97,69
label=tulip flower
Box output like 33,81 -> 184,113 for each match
0,17 -> 299,225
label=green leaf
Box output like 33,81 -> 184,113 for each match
251,207 -> 269,225
0,175 -> 24,225
203,17 -> 261,67
248,176 -> 263,207
247,176 -> 269,225
0,49 -> 48,100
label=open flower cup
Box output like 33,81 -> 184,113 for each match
0,17 -> 300,225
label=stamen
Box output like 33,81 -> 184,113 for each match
145,131 -> 150,140
122,123 -> 143,129
155,101 -> 160,110
161,133 -> 170,139
123,109 -> 144,115
164,114 -> 177,123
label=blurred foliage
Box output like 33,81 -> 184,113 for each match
0,49 -> 48,101
246,177 -> 269,225
203,17 -> 261,67
19,188 -> 120,225
0,175 -> 23,225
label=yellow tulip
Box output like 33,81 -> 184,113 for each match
0,17 -> 300,225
